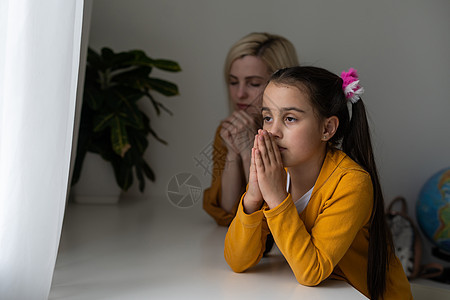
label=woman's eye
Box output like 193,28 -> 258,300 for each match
250,83 -> 262,87
229,81 -> 238,86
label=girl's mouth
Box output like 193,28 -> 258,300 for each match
278,146 -> 287,152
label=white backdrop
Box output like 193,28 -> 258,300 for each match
0,0 -> 83,298
86,0 -> 450,264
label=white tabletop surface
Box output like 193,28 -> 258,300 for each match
49,196 -> 367,299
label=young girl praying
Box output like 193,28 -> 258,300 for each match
224,66 -> 413,299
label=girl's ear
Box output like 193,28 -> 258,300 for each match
322,116 -> 339,141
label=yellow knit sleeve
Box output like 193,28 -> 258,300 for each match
224,193 -> 270,272
202,125 -> 240,226
263,171 -> 373,286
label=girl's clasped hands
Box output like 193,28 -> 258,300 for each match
244,129 -> 287,213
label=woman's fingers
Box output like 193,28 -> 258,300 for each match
221,120 -> 236,134
236,110 -> 256,129
228,111 -> 246,130
232,110 -> 259,134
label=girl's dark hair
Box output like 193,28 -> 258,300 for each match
269,66 -> 393,300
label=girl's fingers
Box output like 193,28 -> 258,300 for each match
257,132 -> 270,167
258,130 -> 275,166
253,134 -> 262,171
269,132 -> 282,165
249,147 -> 256,175
251,136 -> 258,170
251,146 -> 255,167
254,148 -> 265,172
262,130 -> 277,164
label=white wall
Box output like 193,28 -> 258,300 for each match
87,0 -> 450,263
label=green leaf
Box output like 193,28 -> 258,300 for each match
110,116 -> 131,157
141,160 -> 155,181
152,59 -> 181,72
111,88 -> 144,129
116,160 -> 133,191
134,162 -> 145,192
129,50 -> 152,62
127,130 -> 148,156
112,50 -> 154,70
103,88 -> 123,110
145,92 -> 173,116
110,52 -> 135,71
113,86 -> 144,103
86,48 -> 104,71
101,47 -> 115,66
147,78 -> 179,96
83,84 -> 103,110
93,113 -> 114,132
145,92 -> 160,115
109,50 -> 181,72
111,67 -> 152,84
149,126 -> 167,145
117,111 -> 143,130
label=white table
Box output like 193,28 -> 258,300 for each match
49,197 -> 367,299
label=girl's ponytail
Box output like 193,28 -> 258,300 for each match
343,100 -> 393,300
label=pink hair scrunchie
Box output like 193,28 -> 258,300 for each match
341,68 -> 364,104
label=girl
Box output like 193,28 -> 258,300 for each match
224,66 -> 413,299
203,32 -> 299,226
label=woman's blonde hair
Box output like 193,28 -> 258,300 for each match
224,32 -> 299,83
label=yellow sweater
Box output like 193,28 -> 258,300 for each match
224,149 -> 412,299
203,125 -> 242,226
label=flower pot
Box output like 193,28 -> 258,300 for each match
70,153 -> 122,204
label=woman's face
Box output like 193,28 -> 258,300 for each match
228,55 -> 269,115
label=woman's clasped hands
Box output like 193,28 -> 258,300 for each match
220,110 -> 259,160
244,129 -> 287,213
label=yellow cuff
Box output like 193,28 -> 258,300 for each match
236,192 -> 264,227
263,193 -> 294,219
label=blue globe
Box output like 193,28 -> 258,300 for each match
416,167 -> 450,253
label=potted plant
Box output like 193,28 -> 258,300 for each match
71,47 -> 181,197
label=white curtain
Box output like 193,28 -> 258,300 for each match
0,0 -> 84,298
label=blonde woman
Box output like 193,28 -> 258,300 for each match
203,32 -> 299,227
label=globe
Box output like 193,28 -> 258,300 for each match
416,167 -> 450,254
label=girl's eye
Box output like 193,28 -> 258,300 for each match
263,116 -> 272,122
285,117 -> 297,123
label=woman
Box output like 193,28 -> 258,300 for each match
203,32 -> 299,226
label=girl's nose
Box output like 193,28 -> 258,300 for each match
268,121 -> 282,139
